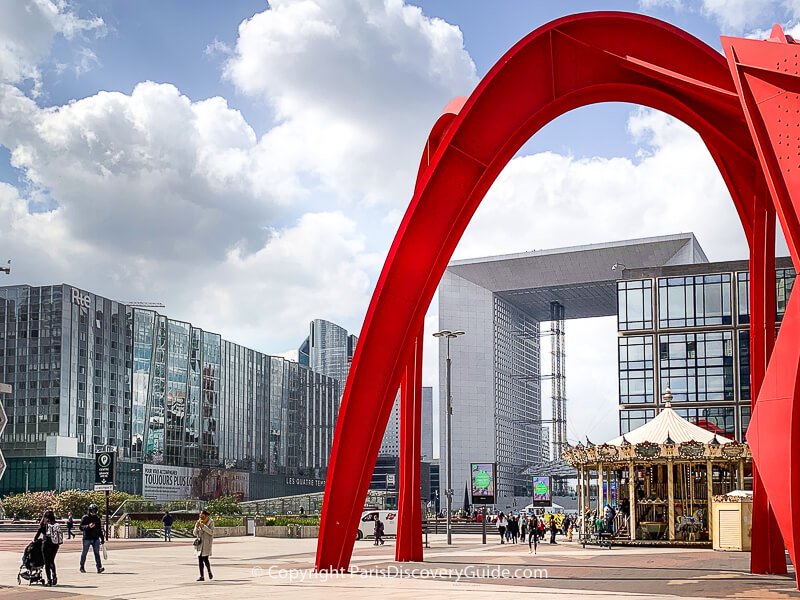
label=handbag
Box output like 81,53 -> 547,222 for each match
193,537 -> 202,550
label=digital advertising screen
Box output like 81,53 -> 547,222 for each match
531,476 -> 552,507
470,462 -> 496,505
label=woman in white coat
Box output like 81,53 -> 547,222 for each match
193,510 -> 214,581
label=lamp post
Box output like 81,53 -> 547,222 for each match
23,460 -> 32,493
433,329 -> 465,546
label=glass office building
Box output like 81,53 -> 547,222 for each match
617,259 -> 795,441
0,284 -> 339,495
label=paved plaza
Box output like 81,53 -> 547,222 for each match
0,533 -> 796,599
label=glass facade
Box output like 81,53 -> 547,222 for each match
0,285 -> 339,482
493,296 -> 541,499
617,264 -> 795,441
658,274 -> 732,328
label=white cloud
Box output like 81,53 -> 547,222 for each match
456,107 -> 746,262
641,0 -> 800,33
0,81 -> 273,260
0,0 -> 105,91
0,0 -> 479,361
185,211 -> 372,350
224,0 -> 477,206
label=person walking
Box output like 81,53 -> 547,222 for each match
35,510 -> 63,586
549,515 -> 558,544
563,515 -> 572,540
162,511 -> 174,542
193,510 -> 214,581
66,513 -> 75,540
520,517 -> 527,542
79,504 -> 105,574
510,515 -> 519,543
528,515 -> 539,554
496,512 -> 507,544
374,518 -> 385,546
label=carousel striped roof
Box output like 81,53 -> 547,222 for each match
607,405 -> 734,446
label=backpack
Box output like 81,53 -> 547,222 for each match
48,522 -> 64,545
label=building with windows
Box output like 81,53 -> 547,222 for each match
437,233 -> 709,508
617,258 -> 795,441
437,232 -> 795,511
0,284 -> 340,498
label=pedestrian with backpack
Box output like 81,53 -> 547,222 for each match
34,510 -> 63,586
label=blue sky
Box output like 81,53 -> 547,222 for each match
0,0 -> 797,449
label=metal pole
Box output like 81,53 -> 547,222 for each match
25,462 -> 30,494
482,506 -> 487,544
446,337 -> 453,546
105,490 -> 110,540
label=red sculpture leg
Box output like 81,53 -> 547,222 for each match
748,197 -> 786,575
748,291 -> 800,581
396,329 -> 423,562
316,12 -> 774,574
723,29 -> 800,578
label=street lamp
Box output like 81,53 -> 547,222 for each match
433,329 -> 465,546
23,460 -> 33,493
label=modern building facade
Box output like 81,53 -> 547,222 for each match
0,284 -> 340,498
438,233 -> 709,508
617,258 -> 796,441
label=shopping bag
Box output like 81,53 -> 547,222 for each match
102,544 -> 108,560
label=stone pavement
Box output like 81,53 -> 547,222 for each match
0,533 -> 796,599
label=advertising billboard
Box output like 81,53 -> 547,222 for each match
531,476 -> 552,507
470,462 -> 496,505
142,464 -> 249,501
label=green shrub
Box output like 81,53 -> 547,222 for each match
205,495 -> 241,516
52,489 -> 138,518
2,491 -> 57,519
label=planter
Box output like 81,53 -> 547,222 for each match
214,526 -> 246,538
255,525 -> 319,538
113,525 -> 139,539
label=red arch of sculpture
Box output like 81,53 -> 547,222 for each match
316,11 -> 800,584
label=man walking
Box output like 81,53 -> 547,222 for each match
79,504 -> 105,573
66,513 -> 75,540
162,511 -> 173,542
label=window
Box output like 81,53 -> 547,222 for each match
675,407 -> 736,439
737,272 -> 749,325
739,330 -> 750,401
658,274 -> 732,328
617,280 -> 653,331
619,336 -> 654,404
658,331 -> 734,402
777,268 -> 796,322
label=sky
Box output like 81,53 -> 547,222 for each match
0,0 -> 798,455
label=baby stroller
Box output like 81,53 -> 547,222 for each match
18,538 -> 46,585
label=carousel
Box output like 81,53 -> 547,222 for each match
562,389 -> 751,544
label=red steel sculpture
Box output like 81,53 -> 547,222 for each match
315,11 -> 800,583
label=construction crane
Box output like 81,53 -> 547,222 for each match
120,301 -> 165,309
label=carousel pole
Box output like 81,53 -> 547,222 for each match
667,459 -> 675,541
737,459 -> 744,490
598,462 -> 605,515
706,460 -> 714,541
628,461 -> 636,541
